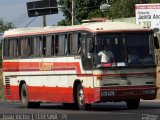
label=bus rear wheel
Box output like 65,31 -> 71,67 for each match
126,99 -> 140,109
21,83 -> 40,108
21,83 -> 29,108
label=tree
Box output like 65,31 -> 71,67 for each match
108,0 -> 160,19
58,0 -> 106,25
0,19 -> 14,32
58,0 -> 160,25
0,19 -> 14,67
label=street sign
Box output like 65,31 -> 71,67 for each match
135,4 -> 160,32
100,4 -> 111,12
27,0 -> 58,17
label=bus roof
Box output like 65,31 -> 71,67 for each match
4,22 -> 152,38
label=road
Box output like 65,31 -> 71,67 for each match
0,100 -> 160,120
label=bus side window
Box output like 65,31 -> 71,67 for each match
65,34 -> 68,55
3,39 -> 9,58
58,34 -> 66,55
68,34 -> 72,54
30,36 -> 42,57
51,35 -> 55,56
78,33 -> 81,54
55,35 -> 59,55
42,36 -> 46,56
69,33 -> 78,55
9,38 -> 18,58
43,35 -> 52,56
19,37 -> 30,58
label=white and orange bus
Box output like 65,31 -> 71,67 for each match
2,22 -> 157,110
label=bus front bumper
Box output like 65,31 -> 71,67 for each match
94,86 -> 157,102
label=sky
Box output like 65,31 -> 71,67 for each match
0,0 -> 64,28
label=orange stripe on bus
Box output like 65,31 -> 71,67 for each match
3,62 -> 81,73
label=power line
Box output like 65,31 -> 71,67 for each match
24,17 -> 37,28
12,13 -> 27,24
14,16 -> 28,27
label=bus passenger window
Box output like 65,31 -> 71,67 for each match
42,36 -> 46,56
55,35 -> 59,55
43,35 -> 52,56
78,33 -> 81,54
19,37 -> 30,57
9,38 -> 18,58
58,34 -> 66,55
68,34 -> 72,54
51,35 -> 55,56
30,36 -> 42,57
3,39 -> 9,58
70,33 -> 78,55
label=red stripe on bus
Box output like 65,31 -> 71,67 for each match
4,85 -> 95,103
3,62 -> 155,77
4,85 -> 156,103
3,61 -> 81,74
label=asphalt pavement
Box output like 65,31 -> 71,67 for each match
0,100 -> 160,120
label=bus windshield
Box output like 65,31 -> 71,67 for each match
94,32 -> 155,68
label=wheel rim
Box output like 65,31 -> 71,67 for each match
78,89 -> 84,106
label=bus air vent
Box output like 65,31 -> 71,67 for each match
5,76 -> 11,95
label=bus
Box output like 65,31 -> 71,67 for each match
2,22 -> 157,110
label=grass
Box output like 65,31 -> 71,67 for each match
0,73 -> 4,100
0,81 -> 4,100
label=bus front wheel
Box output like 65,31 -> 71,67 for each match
75,84 -> 91,110
126,99 -> 140,109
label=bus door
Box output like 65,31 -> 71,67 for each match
81,33 -> 94,88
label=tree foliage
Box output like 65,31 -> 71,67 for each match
58,0 -> 160,25
0,19 -> 14,67
108,0 -> 160,19
0,19 -> 14,32
58,0 -> 106,25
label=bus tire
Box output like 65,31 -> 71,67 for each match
21,83 -> 40,108
75,84 -> 91,110
126,99 -> 140,109
21,83 -> 30,108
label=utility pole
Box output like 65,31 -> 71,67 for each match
43,15 -> 46,27
71,0 -> 75,25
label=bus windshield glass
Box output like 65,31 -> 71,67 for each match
94,32 -> 155,68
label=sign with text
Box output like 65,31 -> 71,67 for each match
135,4 -> 160,31
27,0 -> 58,17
